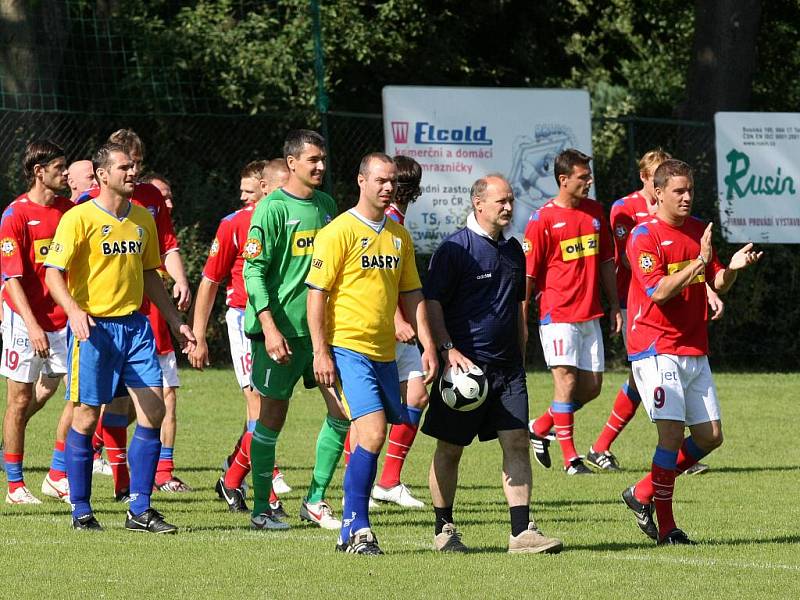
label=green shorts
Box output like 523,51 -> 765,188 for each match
250,335 -> 316,400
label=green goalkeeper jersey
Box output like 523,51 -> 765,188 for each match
243,188 -> 337,338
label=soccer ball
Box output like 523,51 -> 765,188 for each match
439,365 -> 488,412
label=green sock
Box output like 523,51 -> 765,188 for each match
306,416 -> 350,503
250,421 -> 279,516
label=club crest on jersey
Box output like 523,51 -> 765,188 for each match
137,226 -> 144,240
147,206 -> 157,218
361,238 -> 369,248
592,218 -> 601,231
101,225 -> 112,237
209,238 -> 220,257
393,236 -> 401,250
325,214 -> 332,224
1,237 -> 17,256
638,252 -> 656,273
522,237 -> 532,254
614,225 -> 627,238
242,238 -> 262,259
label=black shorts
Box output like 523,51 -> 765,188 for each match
421,362 -> 528,446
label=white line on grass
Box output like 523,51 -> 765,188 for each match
613,554 -> 800,572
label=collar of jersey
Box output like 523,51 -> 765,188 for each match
347,208 -> 386,234
279,187 -> 315,202
92,199 -> 132,221
466,212 -> 505,242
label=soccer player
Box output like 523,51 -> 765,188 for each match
45,142 -> 195,532
307,152 -> 437,555
66,160 -> 94,203
1,140 -> 73,504
621,159 -> 760,545
369,155 -> 429,508
189,159 -> 291,513
524,149 -> 622,475
422,174 -> 563,554
243,130 -> 349,531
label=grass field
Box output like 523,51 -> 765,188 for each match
2,369 -> 799,599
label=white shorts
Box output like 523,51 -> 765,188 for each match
539,319 -> 604,372
226,307 -> 252,389
395,341 -> 424,383
158,351 -> 180,388
621,308 -> 628,349
631,354 -> 720,426
0,302 -> 68,383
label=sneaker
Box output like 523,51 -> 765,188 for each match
72,513 -> 103,531
92,456 -> 113,476
300,498 -> 341,529
114,488 -> 131,503
586,447 -> 621,471
272,470 -> 292,494
5,485 -> 42,505
529,427 -> 553,469
658,528 -> 697,545
251,511 -> 291,531
434,523 -> 468,552
125,508 -> 178,534
335,528 -> 383,555
684,462 -> 709,476
216,476 -> 248,513
622,485 -> 657,540
41,474 -> 70,503
564,457 -> 593,475
508,521 -> 563,554
156,477 -> 192,493
270,499 -> 288,519
372,482 -> 425,508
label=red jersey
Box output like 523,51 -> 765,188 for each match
610,191 -> 652,307
0,194 -> 73,331
385,203 -> 405,226
201,204 -> 254,310
626,216 -> 724,359
523,198 -> 614,324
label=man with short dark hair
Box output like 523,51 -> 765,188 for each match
621,159 -> 760,545
422,174 -> 562,554
524,149 -> 621,475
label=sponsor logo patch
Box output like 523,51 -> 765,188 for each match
638,252 -> 656,273
559,233 -> 599,261
33,238 -> 52,263
209,238 -> 220,257
667,259 -> 705,284
291,230 -> 318,256
242,238 -> 262,259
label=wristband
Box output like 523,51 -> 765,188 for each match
697,254 -> 707,267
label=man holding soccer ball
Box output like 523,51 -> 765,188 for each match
422,174 -> 563,554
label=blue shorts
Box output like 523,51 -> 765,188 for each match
331,346 -> 408,424
65,312 -> 163,406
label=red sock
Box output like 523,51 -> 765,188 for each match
272,464 -> 282,479
92,420 -> 104,453
378,423 -> 418,488
343,430 -> 351,466
155,457 -> 174,486
652,463 -> 677,538
553,411 -> 578,466
269,488 -> 280,504
102,421 -> 130,494
226,432 -> 244,470
49,440 -> 67,480
532,407 -> 554,437
634,437 -> 706,502
675,438 -> 704,474
224,431 -> 252,489
593,385 -> 639,453
634,472 -> 654,503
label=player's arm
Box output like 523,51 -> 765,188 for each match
398,291 -> 437,385
163,250 -> 191,312
394,306 -> 415,343
45,267 -> 93,341
188,277 -> 218,369
610,202 -> 635,270
706,284 -> 724,320
307,287 -> 335,387
600,259 -> 623,335
711,242 -> 763,293
3,278 -> 49,355
426,299 -> 473,373
521,215 -> 544,331
143,269 -> 195,353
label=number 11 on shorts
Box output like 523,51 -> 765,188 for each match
553,339 -> 565,356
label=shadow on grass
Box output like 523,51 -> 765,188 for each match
704,534 -> 800,546
701,465 -> 800,474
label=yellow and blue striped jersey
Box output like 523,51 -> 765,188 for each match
46,200 -> 161,317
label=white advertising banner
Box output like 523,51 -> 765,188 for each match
715,111 -> 800,243
382,86 -> 593,252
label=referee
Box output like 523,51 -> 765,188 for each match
422,174 -> 563,554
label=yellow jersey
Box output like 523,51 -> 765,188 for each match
45,200 -> 161,317
306,209 -> 421,361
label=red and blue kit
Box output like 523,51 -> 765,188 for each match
626,216 -> 724,359
0,194 -> 73,330
202,204 -> 254,310
610,191 -> 651,308
523,198 -> 614,324
385,203 -> 405,226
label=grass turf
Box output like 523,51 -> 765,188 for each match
2,369 -> 799,599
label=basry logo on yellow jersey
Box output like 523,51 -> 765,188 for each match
33,238 -> 52,263
560,233 -> 599,262
361,254 -> 401,269
667,260 -> 705,284
101,240 -> 144,255
291,229 -> 318,256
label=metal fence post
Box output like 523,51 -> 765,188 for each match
311,0 -> 333,194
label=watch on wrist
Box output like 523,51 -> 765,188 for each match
438,341 -> 454,352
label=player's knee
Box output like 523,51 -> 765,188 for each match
435,440 -> 464,465
358,426 -> 386,452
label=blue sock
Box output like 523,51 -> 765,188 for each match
407,406 -> 423,426
51,443 -> 67,473
4,454 -> 23,483
340,445 -> 378,543
128,425 -> 161,515
66,428 -> 94,519
247,419 -> 257,433
158,446 -> 174,461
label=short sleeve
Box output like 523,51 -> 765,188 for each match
627,224 -> 664,297
423,239 -> 458,304
523,212 -> 547,278
0,206 -> 25,278
45,210 -> 81,271
398,229 -> 422,292
305,223 -> 346,292
154,196 -> 179,254
202,217 -> 236,283
610,200 -> 635,260
141,214 -> 162,271
598,212 -> 614,262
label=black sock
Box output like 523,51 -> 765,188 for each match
434,506 -> 454,535
509,505 -> 530,536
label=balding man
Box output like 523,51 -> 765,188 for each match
66,160 -> 94,203
422,174 -> 563,554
